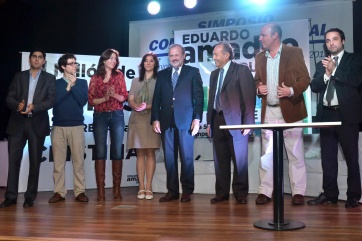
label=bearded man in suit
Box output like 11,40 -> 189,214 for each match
309,28 -> 362,208
151,44 -> 204,203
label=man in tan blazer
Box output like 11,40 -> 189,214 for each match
254,23 -> 310,205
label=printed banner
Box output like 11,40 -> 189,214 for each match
19,53 -> 143,192
174,19 -> 311,126
129,0 -> 353,117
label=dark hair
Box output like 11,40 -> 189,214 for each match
96,49 -> 120,78
29,47 -> 46,59
324,28 -> 345,41
169,44 -> 185,55
58,53 -> 76,73
215,42 -> 234,60
270,22 -> 282,39
139,52 -> 159,81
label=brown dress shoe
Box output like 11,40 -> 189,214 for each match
180,193 -> 191,202
236,195 -> 247,204
159,193 -> 179,202
76,193 -> 89,202
292,194 -> 304,205
255,194 -> 271,204
210,195 -> 229,204
49,193 -> 65,203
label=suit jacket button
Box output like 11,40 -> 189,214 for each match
173,98 -> 175,100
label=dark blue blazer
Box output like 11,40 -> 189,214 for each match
310,52 -> 362,124
151,64 -> 204,131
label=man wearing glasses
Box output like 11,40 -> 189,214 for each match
0,48 -> 55,208
48,53 -> 89,204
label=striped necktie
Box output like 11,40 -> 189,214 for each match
215,68 -> 224,112
172,68 -> 179,90
325,56 -> 339,105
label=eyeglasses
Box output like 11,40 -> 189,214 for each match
66,62 -> 79,66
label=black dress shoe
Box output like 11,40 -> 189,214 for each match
23,197 -> 34,208
210,195 -> 229,204
307,193 -> 337,205
0,198 -> 17,208
345,198 -> 359,208
180,193 -> 191,202
236,195 -> 247,204
159,193 -> 179,202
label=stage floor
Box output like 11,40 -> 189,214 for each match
0,187 -> 362,241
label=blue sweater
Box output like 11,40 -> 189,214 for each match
52,78 -> 88,126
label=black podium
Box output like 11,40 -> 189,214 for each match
220,121 -> 341,231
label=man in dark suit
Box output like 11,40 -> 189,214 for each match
255,23 -> 310,206
206,42 -> 255,204
308,28 -> 362,208
0,48 -> 56,208
151,44 -> 204,203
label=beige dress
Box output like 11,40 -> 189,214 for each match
127,77 -> 161,149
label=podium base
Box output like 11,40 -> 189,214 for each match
254,219 -> 305,231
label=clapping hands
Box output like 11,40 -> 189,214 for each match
104,86 -> 115,101
66,74 -> 76,91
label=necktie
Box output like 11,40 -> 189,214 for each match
325,56 -> 339,105
215,68 -> 224,112
172,68 -> 179,90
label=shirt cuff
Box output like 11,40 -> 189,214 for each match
323,74 -> 330,84
289,87 -> 294,97
331,67 -> 337,76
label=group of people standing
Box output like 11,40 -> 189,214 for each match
1,23 -> 361,210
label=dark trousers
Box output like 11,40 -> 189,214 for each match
212,112 -> 249,198
320,109 -> 361,200
5,119 -> 45,201
161,128 -> 195,196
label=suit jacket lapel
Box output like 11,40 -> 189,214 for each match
210,69 -> 219,103
175,65 -> 188,89
221,61 -> 234,91
167,67 -> 173,87
338,51 -> 349,68
33,70 -> 45,103
259,53 -> 267,84
23,70 -> 31,105
279,45 -> 290,84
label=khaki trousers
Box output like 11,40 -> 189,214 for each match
258,106 -> 307,197
51,126 -> 86,197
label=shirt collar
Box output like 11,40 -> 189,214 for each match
221,60 -> 231,73
265,43 -> 282,58
29,70 -> 41,78
173,65 -> 182,73
332,50 -> 344,61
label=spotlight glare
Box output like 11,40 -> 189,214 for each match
184,0 -> 197,9
147,1 -> 160,15
249,0 -> 268,5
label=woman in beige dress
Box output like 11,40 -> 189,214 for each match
127,52 -> 160,200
